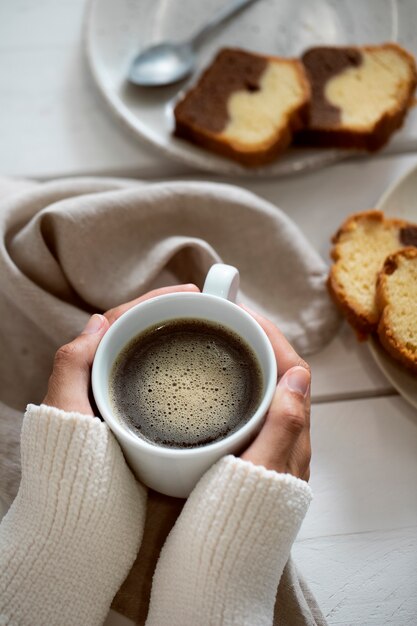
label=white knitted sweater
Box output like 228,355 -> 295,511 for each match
0,405 -> 312,626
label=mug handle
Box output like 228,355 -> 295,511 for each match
202,263 -> 240,302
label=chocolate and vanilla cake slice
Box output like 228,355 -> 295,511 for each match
173,48 -> 310,167
298,43 -> 417,151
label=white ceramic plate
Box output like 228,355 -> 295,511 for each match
85,0 -> 399,177
370,163 -> 417,409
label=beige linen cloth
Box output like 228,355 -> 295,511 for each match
0,176 -> 336,625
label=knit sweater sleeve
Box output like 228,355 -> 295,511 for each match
0,404 -> 147,626
146,455 -> 312,626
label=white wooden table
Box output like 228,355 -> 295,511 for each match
1,2 -> 416,625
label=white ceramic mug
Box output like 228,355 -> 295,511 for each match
92,264 -> 277,497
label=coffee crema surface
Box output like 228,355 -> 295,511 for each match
109,319 -> 263,448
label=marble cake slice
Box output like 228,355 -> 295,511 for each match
173,48 -> 310,167
328,210 -> 417,336
298,43 -> 417,151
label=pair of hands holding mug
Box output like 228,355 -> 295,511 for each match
44,284 -> 311,482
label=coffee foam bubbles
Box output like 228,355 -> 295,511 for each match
109,319 -> 263,448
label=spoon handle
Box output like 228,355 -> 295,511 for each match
189,0 -> 260,49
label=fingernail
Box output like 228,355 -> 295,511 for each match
285,367 -> 310,397
82,314 -> 104,335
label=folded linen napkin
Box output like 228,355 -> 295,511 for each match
0,176 -> 333,625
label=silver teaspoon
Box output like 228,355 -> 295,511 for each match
128,0 -> 261,87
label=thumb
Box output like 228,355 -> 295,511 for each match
43,314 -> 109,415
241,366 -> 310,475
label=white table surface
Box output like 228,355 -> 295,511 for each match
1,1 -> 416,625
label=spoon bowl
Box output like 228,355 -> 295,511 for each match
129,42 -> 196,87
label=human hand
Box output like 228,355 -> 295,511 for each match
43,284 -> 200,415
240,307 -> 311,481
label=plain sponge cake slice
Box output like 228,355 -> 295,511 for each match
173,48 -> 310,167
298,43 -> 417,151
376,247 -> 417,373
327,210 -> 415,335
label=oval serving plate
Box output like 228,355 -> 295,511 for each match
85,0 -> 398,177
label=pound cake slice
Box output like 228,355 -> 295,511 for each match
298,43 -> 417,151
328,210 -> 417,335
173,48 -> 310,167
376,247 -> 417,373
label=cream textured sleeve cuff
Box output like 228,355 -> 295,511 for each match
0,404 -> 147,626
146,455 -> 312,626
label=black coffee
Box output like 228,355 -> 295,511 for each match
109,319 -> 263,448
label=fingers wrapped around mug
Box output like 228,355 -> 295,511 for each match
43,314 -> 109,415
